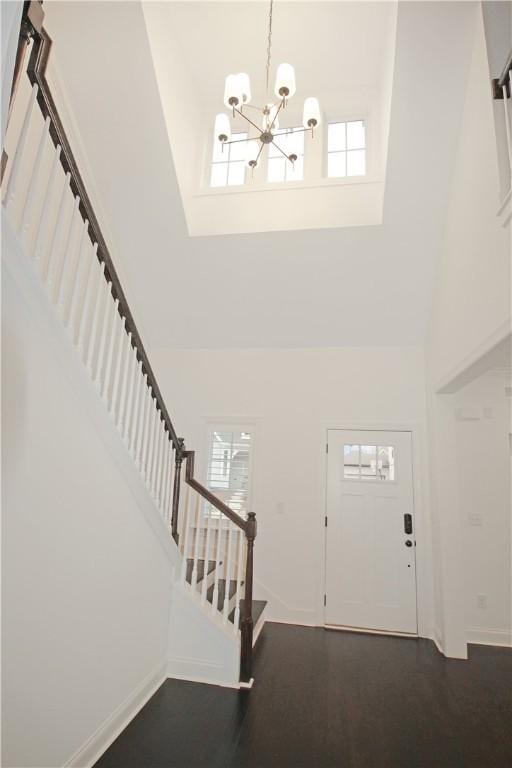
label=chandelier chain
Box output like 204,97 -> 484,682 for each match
265,0 -> 274,96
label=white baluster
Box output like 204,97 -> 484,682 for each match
61,219 -> 91,332
20,115 -> 50,238
234,529 -> 245,631
101,298 -> 120,401
191,492 -> 201,589
145,400 -> 158,483
155,425 -> 165,508
86,261 -> 106,374
43,170 -> 70,285
127,359 -> 141,454
139,385 -> 153,475
211,514 -> 223,615
54,195 -> 80,311
3,84 -> 38,208
109,315 -> 126,414
180,484 -> 192,583
133,372 -> 148,466
223,523 -> 234,623
93,280 -> 113,386
116,331 -> 132,431
34,144 -> 61,271
150,414 -> 162,500
76,244 -> 99,355
150,410 -> 161,496
161,439 -> 173,523
201,514 -> 212,604
122,345 -> 138,443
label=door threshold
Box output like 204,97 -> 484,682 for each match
324,623 -> 418,638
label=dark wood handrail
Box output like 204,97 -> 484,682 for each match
22,9 -> 180,451
182,451 -> 250,533
492,48 -> 512,99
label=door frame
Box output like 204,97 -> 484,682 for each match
319,422 -> 430,640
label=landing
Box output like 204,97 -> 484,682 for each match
94,624 -> 512,768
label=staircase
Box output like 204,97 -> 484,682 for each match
2,3 -> 265,686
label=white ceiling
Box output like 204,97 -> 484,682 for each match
44,1 -> 478,350
160,1 -> 396,119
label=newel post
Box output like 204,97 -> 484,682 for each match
170,438 -> 185,543
240,511 -> 257,683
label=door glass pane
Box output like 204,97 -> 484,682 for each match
343,444 -> 360,478
378,446 -> 395,481
360,445 -> 377,479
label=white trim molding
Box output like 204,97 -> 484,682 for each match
467,627 -> 512,648
64,663 -> 166,768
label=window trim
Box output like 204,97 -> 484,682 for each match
326,119 -> 367,180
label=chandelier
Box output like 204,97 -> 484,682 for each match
214,0 -> 321,172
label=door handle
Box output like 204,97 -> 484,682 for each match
404,513 -> 413,535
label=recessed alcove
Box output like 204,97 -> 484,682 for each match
142,1 -> 397,236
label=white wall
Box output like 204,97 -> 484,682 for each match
2,221 -> 177,768
426,6 -> 512,658
152,346 -> 433,634
455,373 -> 511,646
428,6 -> 511,391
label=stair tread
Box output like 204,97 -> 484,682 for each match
228,599 -> 267,628
185,559 -> 218,586
206,578 -> 239,613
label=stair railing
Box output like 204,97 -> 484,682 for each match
1,2 -> 257,683
179,451 -> 256,682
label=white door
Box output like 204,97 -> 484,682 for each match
325,429 -> 417,634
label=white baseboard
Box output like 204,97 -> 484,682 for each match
467,627 -> 512,647
166,670 -> 250,690
64,662 -> 167,768
431,627 -> 444,655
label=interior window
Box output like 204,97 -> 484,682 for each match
327,120 -> 366,178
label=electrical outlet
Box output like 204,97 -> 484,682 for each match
468,512 -> 483,526
476,594 -> 487,610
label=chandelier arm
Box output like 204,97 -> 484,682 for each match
255,142 -> 265,163
269,98 -> 284,132
270,139 -> 291,161
285,127 -> 313,135
223,136 -> 253,146
234,107 -> 264,135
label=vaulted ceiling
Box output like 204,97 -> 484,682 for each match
44,1 -> 478,350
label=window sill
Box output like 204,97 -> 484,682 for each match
195,175 -> 383,198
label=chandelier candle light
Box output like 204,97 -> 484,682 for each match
214,0 -> 321,173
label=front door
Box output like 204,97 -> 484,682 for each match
325,429 -> 417,634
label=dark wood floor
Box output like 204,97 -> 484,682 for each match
95,623 -> 512,768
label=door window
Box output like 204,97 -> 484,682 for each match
343,444 -> 395,481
